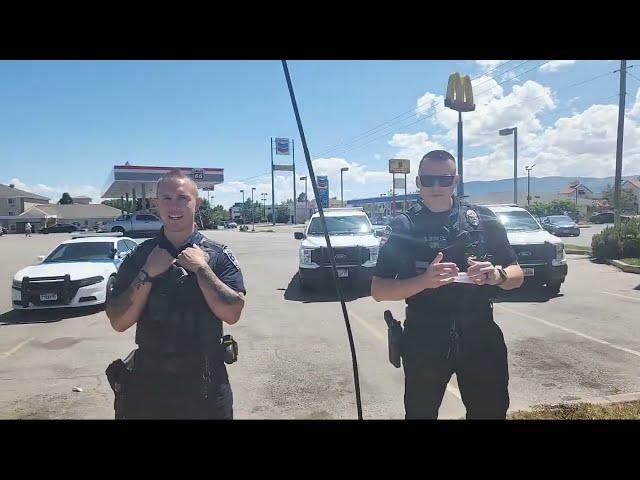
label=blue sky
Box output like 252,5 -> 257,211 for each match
2,60 -> 640,208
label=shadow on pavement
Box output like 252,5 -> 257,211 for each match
283,272 -> 371,303
493,286 -> 561,303
0,305 -> 104,326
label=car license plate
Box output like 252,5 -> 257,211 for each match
522,268 -> 535,277
40,293 -> 58,301
337,269 -> 349,278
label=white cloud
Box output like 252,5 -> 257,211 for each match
429,79 -> 554,146
416,92 -> 439,115
389,76 -> 640,183
6,178 -> 102,203
311,157 -> 390,186
540,60 -> 576,73
475,60 -> 508,71
388,132 -> 446,164
628,86 -> 640,119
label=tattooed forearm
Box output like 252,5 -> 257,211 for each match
106,277 -> 143,319
196,265 -> 242,305
106,275 -> 153,332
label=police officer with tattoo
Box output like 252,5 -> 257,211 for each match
371,150 -> 523,419
105,169 -> 245,419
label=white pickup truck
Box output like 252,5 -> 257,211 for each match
103,213 -> 163,235
294,208 -> 382,291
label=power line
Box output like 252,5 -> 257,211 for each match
312,60 -> 526,157
323,61 -> 551,159
327,65 -> 618,159
627,71 -> 640,85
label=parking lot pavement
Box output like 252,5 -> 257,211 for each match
1,231 -> 638,419
561,224 -> 611,247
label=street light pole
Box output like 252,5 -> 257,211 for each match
261,193 -> 267,221
240,189 -> 244,224
340,167 -> 349,207
251,187 -> 256,232
499,127 -> 518,204
300,176 -> 308,221
525,163 -> 536,206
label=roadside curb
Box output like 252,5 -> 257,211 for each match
608,259 -> 640,274
508,391 -> 640,417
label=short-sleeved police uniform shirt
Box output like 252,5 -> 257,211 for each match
374,197 -> 517,306
112,228 -> 245,298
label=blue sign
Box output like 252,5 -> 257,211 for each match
317,176 -> 329,208
275,138 -> 290,155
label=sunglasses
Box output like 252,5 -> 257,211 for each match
418,175 -> 455,187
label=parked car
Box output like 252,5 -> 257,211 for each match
12,234 -> 137,310
590,212 -> 614,224
39,223 -> 79,234
226,222 -> 238,229
103,213 -> 163,235
539,215 -> 580,237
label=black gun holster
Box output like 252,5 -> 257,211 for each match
105,349 -> 136,419
384,310 -> 403,368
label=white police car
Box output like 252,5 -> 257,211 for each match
294,208 -> 382,290
12,234 -> 138,310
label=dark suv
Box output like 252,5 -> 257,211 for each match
40,224 -> 79,234
590,212 -> 614,224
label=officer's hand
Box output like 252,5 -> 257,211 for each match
176,244 -> 209,273
143,246 -> 176,279
421,252 -> 459,289
467,258 -> 500,285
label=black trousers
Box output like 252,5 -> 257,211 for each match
402,312 -> 509,420
121,369 -> 233,420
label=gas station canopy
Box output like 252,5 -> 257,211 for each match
102,165 -> 224,199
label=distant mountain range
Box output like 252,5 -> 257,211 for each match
464,175 -> 640,198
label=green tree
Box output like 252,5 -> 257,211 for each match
102,198 -> 134,213
275,203 -> 290,223
58,192 -> 73,205
525,201 -> 547,218
546,199 -> 579,216
242,199 -> 262,224
602,184 -> 637,213
194,198 -> 212,229
211,204 -> 228,224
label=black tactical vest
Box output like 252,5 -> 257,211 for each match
398,198 -> 495,312
135,238 -> 225,362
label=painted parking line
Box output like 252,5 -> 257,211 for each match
0,337 -> 34,358
495,304 -> 640,358
601,291 -> 640,302
349,310 -> 462,400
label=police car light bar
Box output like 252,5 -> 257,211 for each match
322,207 -> 364,212
71,232 -> 124,239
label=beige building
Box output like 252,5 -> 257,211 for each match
2,203 -> 122,234
0,183 -> 50,218
71,196 -> 92,205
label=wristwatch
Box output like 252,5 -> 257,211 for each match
137,269 -> 151,284
495,266 -> 508,286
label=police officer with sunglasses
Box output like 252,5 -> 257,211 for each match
371,150 -> 523,419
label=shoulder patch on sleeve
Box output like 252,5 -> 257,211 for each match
223,246 -> 241,271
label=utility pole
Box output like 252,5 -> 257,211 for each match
614,60 -> 627,225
